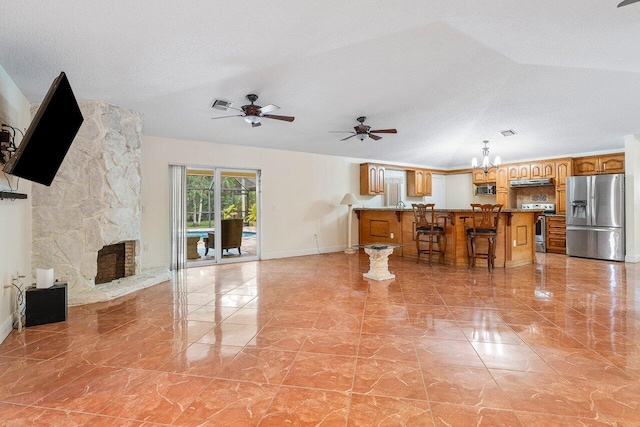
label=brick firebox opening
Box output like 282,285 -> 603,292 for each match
95,241 -> 136,284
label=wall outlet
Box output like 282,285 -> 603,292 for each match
143,243 -> 149,251
390,233 -> 395,239
513,240 -> 517,247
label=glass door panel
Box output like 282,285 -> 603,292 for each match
219,170 -> 258,261
185,167 -> 259,265
186,169 -> 216,263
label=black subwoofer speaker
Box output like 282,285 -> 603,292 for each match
25,283 -> 68,327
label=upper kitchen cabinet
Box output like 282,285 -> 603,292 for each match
555,159 -> 572,188
572,153 -> 624,176
472,168 -> 496,184
496,167 -> 509,192
495,166 -> 510,207
360,163 -> 386,195
530,161 -> 555,179
507,163 -> 530,181
407,169 -> 432,196
554,158 -> 571,215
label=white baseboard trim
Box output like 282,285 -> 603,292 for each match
262,245 -> 347,260
625,254 -> 640,263
0,316 -> 14,345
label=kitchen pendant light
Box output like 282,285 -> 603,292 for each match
471,140 -> 501,175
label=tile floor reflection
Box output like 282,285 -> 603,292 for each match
1,252 -> 639,426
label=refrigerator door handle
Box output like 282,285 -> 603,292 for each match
589,176 -> 596,226
567,225 -> 621,232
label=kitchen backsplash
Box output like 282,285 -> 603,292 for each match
514,186 -> 555,207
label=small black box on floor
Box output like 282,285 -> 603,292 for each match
25,283 -> 68,327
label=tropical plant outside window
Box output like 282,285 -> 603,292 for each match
186,171 -> 257,229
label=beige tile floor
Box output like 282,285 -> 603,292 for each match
1,252 -> 639,426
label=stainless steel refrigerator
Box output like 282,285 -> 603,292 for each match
566,173 -> 625,261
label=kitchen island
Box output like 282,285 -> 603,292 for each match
354,207 -> 540,268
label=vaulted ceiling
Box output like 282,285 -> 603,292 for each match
1,1 -> 639,169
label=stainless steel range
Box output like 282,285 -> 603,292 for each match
521,203 -> 555,252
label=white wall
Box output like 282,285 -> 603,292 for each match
140,135 -> 365,269
425,174 -> 446,208
445,173 -> 472,208
625,135 -> 640,263
444,172 -> 499,208
0,65 -> 32,343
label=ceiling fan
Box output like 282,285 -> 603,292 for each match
618,0 -> 640,6
211,94 -> 295,127
330,116 -> 397,141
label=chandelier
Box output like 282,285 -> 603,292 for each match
471,140 -> 501,175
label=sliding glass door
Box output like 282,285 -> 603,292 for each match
184,167 -> 259,266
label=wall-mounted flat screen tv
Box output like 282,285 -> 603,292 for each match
3,72 -> 84,186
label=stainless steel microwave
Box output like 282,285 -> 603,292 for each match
476,185 -> 496,195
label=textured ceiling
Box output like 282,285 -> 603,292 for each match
1,1 -> 639,169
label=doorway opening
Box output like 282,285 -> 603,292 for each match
185,167 -> 260,266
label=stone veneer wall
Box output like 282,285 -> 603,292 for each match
31,101 -> 143,296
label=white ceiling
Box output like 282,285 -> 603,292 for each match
1,1 -> 639,169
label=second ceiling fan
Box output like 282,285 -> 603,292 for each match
332,116 -> 397,141
211,94 -> 295,127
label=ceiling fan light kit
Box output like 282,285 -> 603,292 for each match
243,115 -> 261,125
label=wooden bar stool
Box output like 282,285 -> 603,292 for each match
412,203 -> 447,266
465,204 -> 503,271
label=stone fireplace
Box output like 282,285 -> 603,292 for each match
30,101 -> 169,305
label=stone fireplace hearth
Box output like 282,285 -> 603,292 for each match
30,101 -> 169,305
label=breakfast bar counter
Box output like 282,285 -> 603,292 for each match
354,207 -> 540,268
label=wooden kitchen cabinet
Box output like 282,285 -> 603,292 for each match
555,158 -> 571,215
530,161 -> 555,179
546,215 -> 566,254
472,168 -> 496,184
407,169 -> 432,196
495,166 -> 509,207
360,163 -> 386,195
496,192 -> 509,207
572,153 -> 624,176
496,167 -> 509,192
507,163 -> 530,180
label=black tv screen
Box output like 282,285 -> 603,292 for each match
3,72 -> 84,186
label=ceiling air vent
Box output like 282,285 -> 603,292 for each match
211,99 -> 233,111
499,129 -> 517,137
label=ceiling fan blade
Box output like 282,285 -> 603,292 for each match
369,129 -> 397,134
369,134 -> 382,141
252,122 -> 262,128
211,115 -> 243,119
618,0 -> 640,6
259,104 -> 280,114
329,131 -> 354,133
262,114 -> 295,122
225,105 -> 245,113
340,134 -> 357,141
